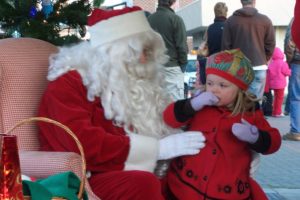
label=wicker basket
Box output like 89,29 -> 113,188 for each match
5,117 -> 86,200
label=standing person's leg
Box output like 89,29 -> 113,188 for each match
277,88 -> 285,116
198,58 -> 207,85
272,89 -> 285,116
248,70 -> 267,99
164,67 -> 184,101
283,63 -> 300,140
89,170 -> 165,200
284,77 -> 291,115
289,64 -> 300,133
262,90 -> 273,116
272,89 -> 278,116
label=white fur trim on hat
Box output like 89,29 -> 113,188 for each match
89,10 -> 152,47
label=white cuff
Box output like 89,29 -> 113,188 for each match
253,65 -> 267,70
124,134 -> 159,173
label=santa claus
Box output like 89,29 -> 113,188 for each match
38,6 -> 205,200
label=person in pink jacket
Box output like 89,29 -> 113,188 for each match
268,47 -> 291,117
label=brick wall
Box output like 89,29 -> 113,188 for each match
133,0 -> 156,13
178,0 -> 194,8
133,0 -> 195,13
187,36 -> 194,53
133,0 -> 196,50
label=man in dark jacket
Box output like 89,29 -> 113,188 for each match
148,0 -> 188,101
199,2 -> 228,85
222,0 -> 275,99
207,2 -> 228,56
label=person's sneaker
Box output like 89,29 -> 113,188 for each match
284,111 -> 289,116
282,133 -> 300,141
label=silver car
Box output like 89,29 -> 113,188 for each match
184,54 -> 197,98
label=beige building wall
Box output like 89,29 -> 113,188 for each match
275,27 -> 289,53
129,0 -> 292,53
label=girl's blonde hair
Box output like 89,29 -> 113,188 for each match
228,89 -> 259,116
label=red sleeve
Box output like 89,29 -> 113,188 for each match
292,0 -> 300,48
163,102 -> 187,128
38,71 -> 130,172
253,110 -> 282,154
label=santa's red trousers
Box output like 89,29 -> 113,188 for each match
89,170 -> 165,200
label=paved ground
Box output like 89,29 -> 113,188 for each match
254,115 -> 300,200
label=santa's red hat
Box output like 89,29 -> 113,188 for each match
87,6 -> 151,47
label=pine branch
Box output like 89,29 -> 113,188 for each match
0,0 -> 92,46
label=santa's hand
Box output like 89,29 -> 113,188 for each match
190,91 -> 219,111
158,131 -> 206,160
232,119 -> 259,144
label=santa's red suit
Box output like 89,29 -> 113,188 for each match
38,71 -> 163,199
292,0 -> 300,48
38,6 -> 206,200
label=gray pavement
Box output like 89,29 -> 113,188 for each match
254,115 -> 300,200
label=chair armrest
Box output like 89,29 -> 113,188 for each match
19,150 -> 101,200
19,150 -> 83,179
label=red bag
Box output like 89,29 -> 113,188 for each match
0,134 -> 24,199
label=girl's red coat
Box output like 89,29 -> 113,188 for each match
163,103 -> 281,200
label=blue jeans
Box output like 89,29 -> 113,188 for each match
284,77 -> 291,113
248,70 -> 267,99
289,63 -> 300,133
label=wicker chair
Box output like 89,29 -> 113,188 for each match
0,38 -> 100,200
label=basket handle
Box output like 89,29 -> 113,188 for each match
5,117 -> 86,200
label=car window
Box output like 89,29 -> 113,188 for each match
185,60 -> 197,72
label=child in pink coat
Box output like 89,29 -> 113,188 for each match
268,47 -> 291,117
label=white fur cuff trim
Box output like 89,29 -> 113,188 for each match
124,134 -> 159,172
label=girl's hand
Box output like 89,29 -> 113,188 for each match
190,91 -> 219,111
232,119 -> 259,144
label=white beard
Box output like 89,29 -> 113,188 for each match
101,60 -> 175,138
47,31 -> 179,138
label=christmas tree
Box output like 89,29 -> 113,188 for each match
0,0 -> 96,46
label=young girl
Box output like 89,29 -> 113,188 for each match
268,47 -> 291,117
163,49 -> 282,200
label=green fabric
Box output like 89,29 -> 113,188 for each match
23,180 -> 52,200
22,171 -> 88,200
